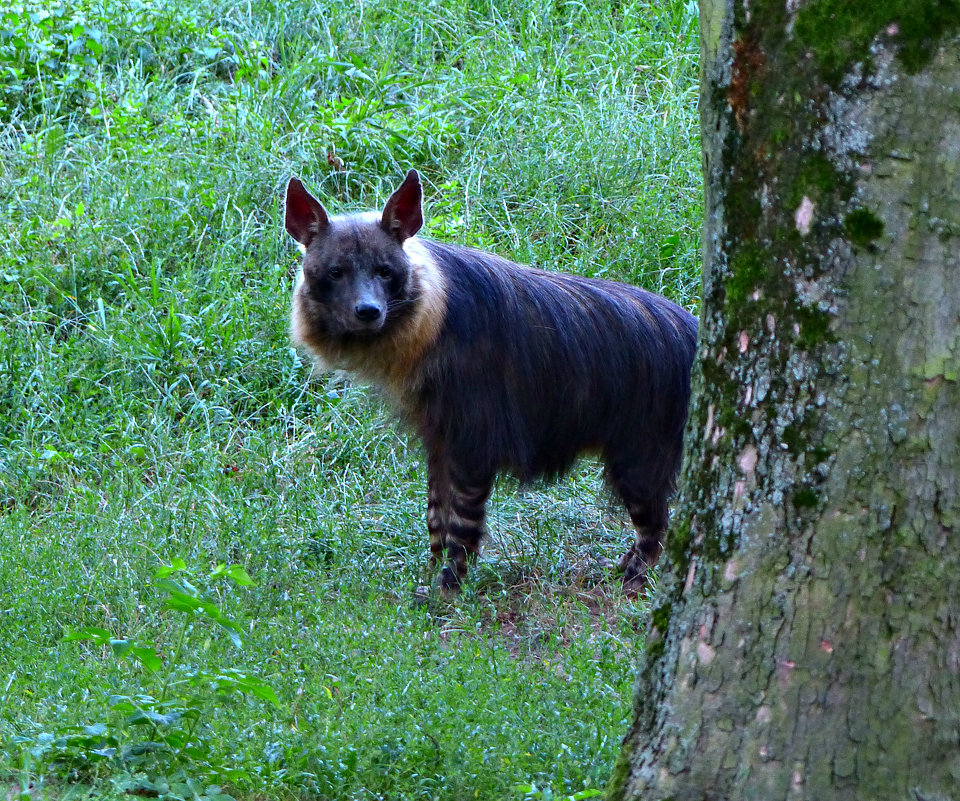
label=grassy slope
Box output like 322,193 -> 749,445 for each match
0,0 -> 700,798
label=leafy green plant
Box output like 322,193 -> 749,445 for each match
9,560 -> 277,799
0,3 -> 105,119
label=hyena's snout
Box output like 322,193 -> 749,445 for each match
354,300 -> 383,323
346,282 -> 388,332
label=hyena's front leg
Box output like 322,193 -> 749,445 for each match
441,471 -> 493,593
426,456 -> 492,594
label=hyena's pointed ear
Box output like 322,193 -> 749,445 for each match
285,177 -> 330,247
380,169 -> 423,242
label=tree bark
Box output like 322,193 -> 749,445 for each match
609,3 -> 960,799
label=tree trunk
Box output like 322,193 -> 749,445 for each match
608,3 -> 960,799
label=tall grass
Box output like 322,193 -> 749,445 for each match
0,0 -> 701,798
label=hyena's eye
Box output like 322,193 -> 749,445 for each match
375,265 -> 392,280
327,267 -> 344,280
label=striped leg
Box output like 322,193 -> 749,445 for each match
439,474 -> 493,594
426,455 -> 492,595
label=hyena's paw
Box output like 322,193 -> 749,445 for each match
618,546 -> 652,595
439,565 -> 462,600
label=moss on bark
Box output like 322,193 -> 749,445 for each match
794,0 -> 960,83
608,2 -> 960,798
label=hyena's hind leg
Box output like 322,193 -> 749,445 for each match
426,456 -> 493,595
610,473 -> 670,593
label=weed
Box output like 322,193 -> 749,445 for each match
8,561 -> 275,798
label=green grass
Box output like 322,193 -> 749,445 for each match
0,0 -> 701,798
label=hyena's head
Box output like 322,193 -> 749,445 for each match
285,170 -> 425,346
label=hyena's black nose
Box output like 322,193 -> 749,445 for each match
354,302 -> 382,322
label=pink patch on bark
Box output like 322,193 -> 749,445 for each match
795,195 -> 815,235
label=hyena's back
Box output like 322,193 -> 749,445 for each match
411,240 -> 698,493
